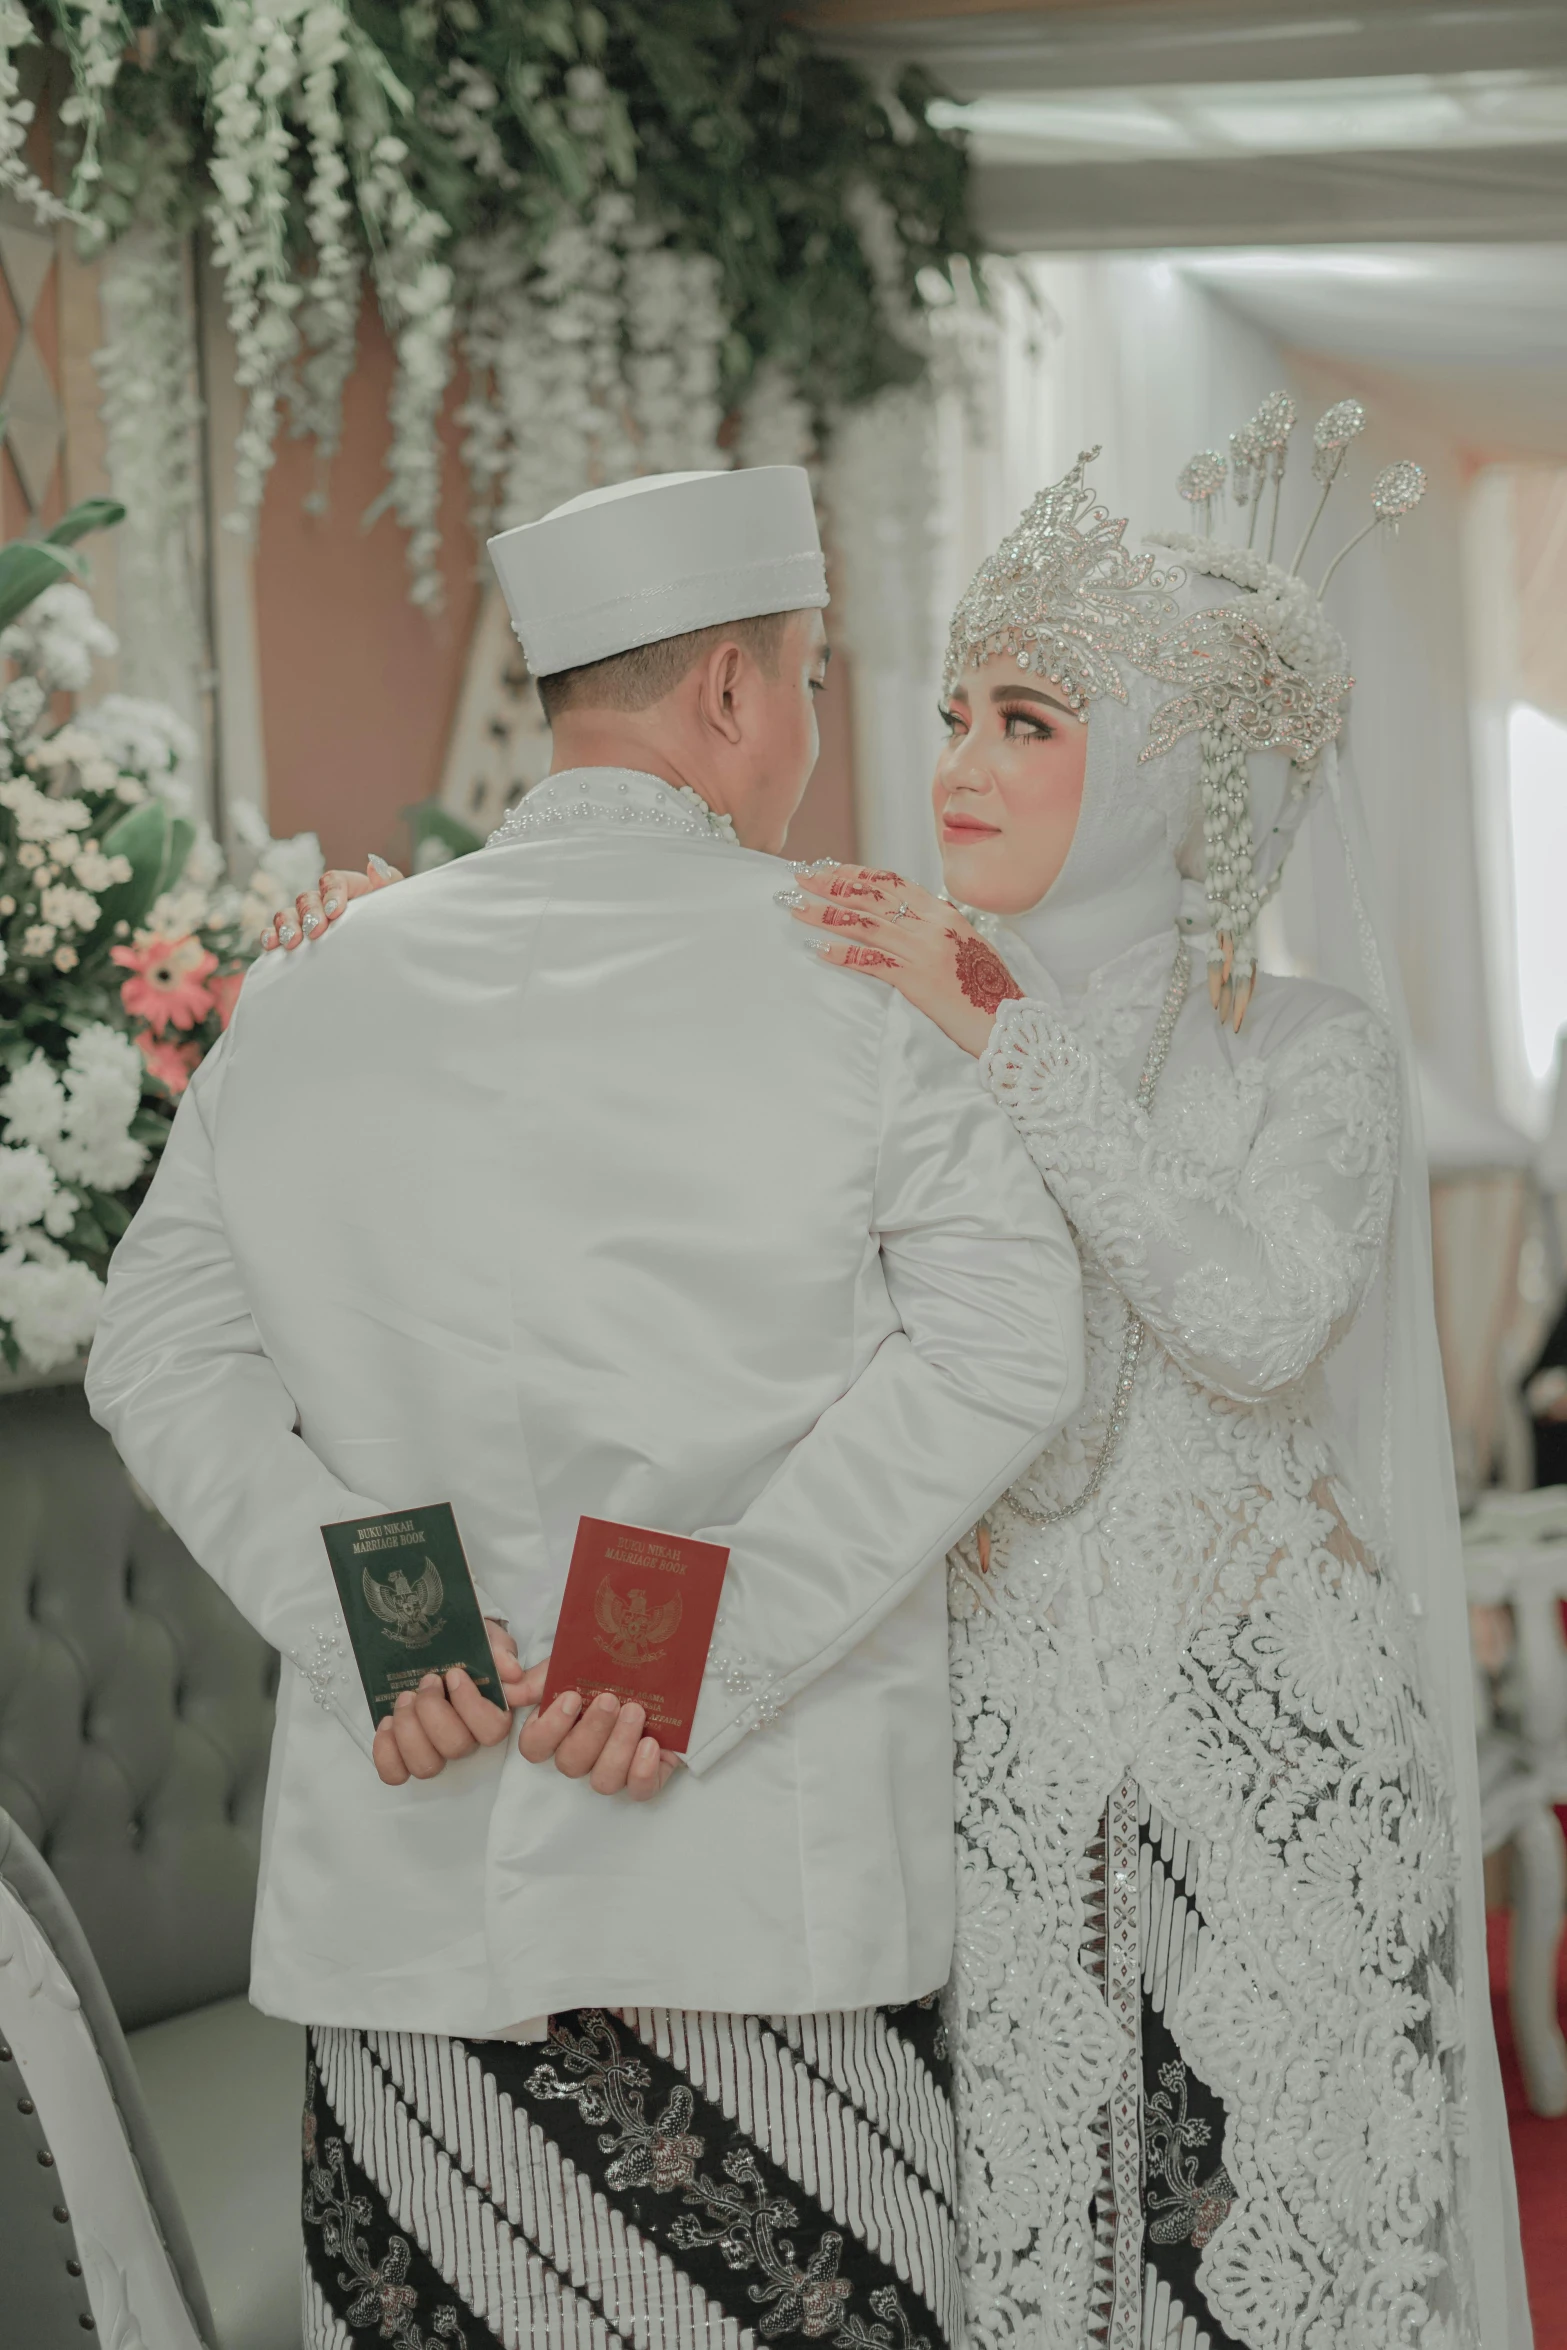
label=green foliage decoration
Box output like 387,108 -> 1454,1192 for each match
6,2 -> 975,602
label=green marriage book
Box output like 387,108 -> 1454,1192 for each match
319,1501 -> 499,1727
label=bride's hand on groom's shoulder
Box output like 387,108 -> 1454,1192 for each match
778,864 -> 1023,1059
371,1616 -> 527,1786
261,853 -> 404,952
518,1677 -> 680,1803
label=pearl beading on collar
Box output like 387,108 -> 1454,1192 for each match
486,771 -> 738,849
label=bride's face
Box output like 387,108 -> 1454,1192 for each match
932,656 -> 1090,915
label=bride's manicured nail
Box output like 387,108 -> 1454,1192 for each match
367,853 -> 395,878
277,921 -> 297,943
775,887 -> 806,908
302,911 -> 321,933
323,894 -> 340,915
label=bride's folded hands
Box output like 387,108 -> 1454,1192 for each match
261,852 -> 404,951
779,864 -> 1023,1059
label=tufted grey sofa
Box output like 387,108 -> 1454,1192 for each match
0,1381 -> 305,2349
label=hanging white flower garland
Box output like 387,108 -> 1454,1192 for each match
289,0 -> 362,493
0,2 -> 71,224
206,0 -> 304,531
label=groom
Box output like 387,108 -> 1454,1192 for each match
87,465 -> 1083,2348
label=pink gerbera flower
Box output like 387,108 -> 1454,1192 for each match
137,1032 -> 203,1095
111,934 -> 218,1034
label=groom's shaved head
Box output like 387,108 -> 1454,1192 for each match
536,610 -> 792,722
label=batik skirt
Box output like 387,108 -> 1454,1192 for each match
302,2002 -> 958,2350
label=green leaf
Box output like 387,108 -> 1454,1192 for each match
97,798 -> 177,938
165,814 -> 196,898
44,497 -> 126,550
0,542 -> 73,631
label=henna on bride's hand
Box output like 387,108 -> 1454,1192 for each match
841,945 -> 901,970
948,930 -> 1023,1015
826,877 -> 885,900
821,905 -> 877,928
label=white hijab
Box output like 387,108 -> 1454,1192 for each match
999,571 -> 1290,993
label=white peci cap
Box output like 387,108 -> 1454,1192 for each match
486,466 -> 828,678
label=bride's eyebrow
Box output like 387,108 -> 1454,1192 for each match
991,683 -> 1073,718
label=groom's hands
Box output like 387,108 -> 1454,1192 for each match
517,1669 -> 679,1802
372,1618 -> 526,1785
372,1626 -> 677,1801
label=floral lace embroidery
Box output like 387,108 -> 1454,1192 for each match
950,978 -> 1476,2350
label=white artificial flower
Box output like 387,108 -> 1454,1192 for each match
228,800 -> 271,853
0,1243 -> 104,1373
21,923 -> 55,957
250,827 -> 325,906
16,839 -> 43,867
0,1140 -> 60,1234
45,1026 -> 148,1192
0,1029 -> 146,1196
0,581 -> 118,693
0,774 -> 92,838
145,886 -> 214,938
70,846 -> 128,891
183,826 -> 225,890
39,884 -> 100,933
75,694 -> 200,789
53,946 -> 78,973
0,1052 -> 66,1149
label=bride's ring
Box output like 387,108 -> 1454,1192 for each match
892,903 -> 914,921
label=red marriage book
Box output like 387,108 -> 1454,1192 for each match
541,1516 -> 731,1752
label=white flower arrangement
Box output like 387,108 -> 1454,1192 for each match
0,558 -> 317,1379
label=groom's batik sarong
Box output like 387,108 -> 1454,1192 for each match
301,2001 -> 958,2350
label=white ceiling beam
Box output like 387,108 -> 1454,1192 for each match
974,142 -> 1567,247
801,3 -> 1567,95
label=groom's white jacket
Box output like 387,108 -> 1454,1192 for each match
87,768 -> 1082,2033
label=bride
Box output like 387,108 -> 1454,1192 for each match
270,419 -> 1525,2350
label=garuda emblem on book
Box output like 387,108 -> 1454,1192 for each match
593,1580 -> 682,1668
363,1557 -> 445,1650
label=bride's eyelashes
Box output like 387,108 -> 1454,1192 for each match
937,700 -> 1054,742
997,704 -> 1056,741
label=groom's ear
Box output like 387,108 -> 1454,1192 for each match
694,638 -> 750,746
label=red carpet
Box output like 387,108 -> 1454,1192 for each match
1490,1856 -> 1567,2348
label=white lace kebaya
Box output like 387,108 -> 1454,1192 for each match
938,424 -> 1519,2350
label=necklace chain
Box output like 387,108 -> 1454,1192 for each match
1007,937 -> 1191,1531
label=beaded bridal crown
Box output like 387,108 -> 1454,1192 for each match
944,398 -> 1426,1025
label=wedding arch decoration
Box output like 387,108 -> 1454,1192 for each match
2,2 -> 974,608
0,506 -> 324,1377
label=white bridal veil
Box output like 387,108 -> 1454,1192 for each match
1288,733 -> 1531,2350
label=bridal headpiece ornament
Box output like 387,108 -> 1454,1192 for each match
944,395 -> 1426,1025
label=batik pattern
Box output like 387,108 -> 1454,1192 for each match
303,2000 -> 956,2350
